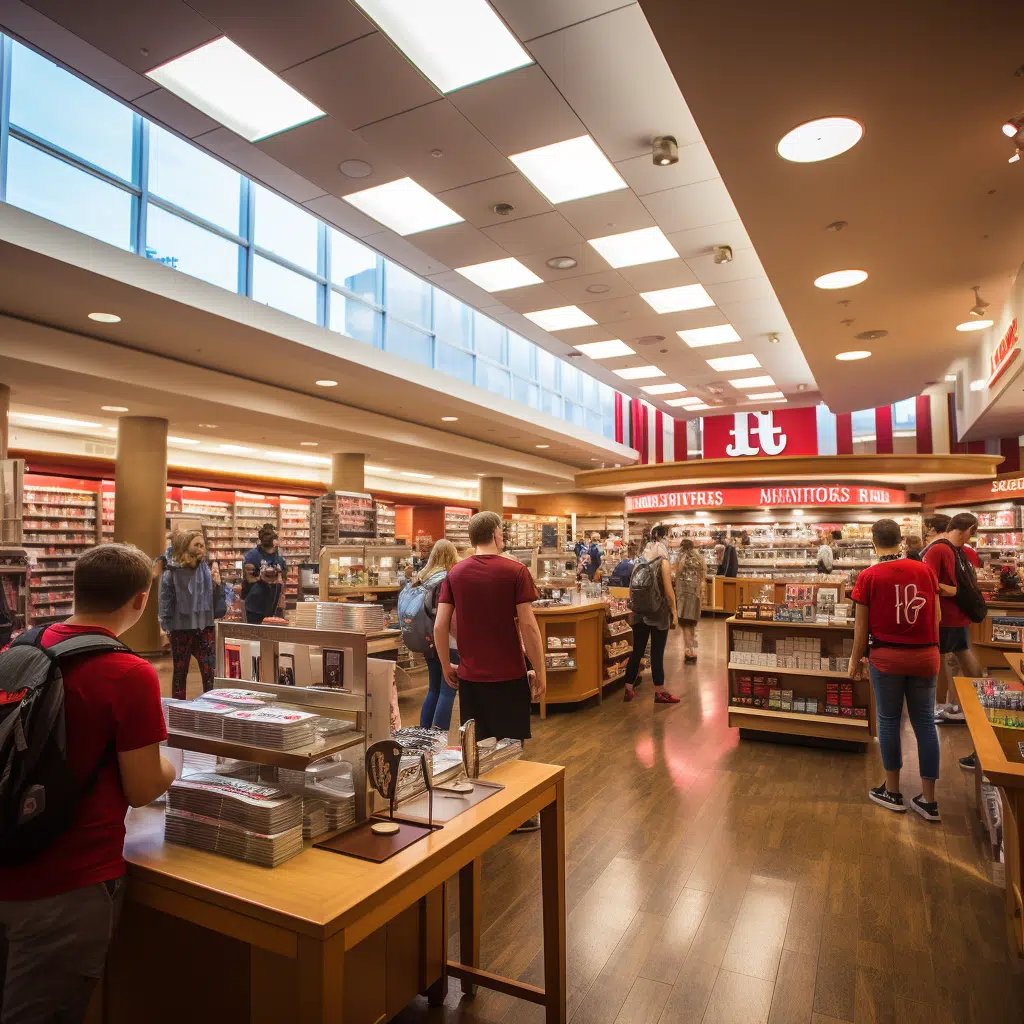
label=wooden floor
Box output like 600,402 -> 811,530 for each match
160,618 -> 1024,1024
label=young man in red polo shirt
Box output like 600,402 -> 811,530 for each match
922,512 -> 981,723
0,544 -> 175,1023
850,518 -> 942,820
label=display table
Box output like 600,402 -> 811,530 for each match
708,576 -> 849,615
970,600 -> 1024,669
534,600 -> 607,718
91,760 -> 566,1024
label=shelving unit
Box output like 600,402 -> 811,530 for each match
374,501 -> 396,541
444,506 -> 471,546
533,601 -> 605,717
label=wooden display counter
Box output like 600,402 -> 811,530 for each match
970,600 -> 1024,669
534,601 -> 606,718
707,576 -> 849,615
92,760 -> 566,1024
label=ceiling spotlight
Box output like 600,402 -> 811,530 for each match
797,384 -> 808,391
88,312 -> 121,323
956,319 -> 994,332
315,379 -> 339,387
969,285 -> 990,317
767,332 -> 780,344
1002,114 -> 1024,139
492,202 -> 516,216
835,350 -> 871,361
1011,150 -> 1021,164
713,245 -> 733,265
101,406 -> 129,412
652,134 -> 678,166
546,255 -> 578,270
441,416 -> 459,422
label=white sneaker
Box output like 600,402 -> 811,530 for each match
941,705 -> 966,722
933,704 -> 949,724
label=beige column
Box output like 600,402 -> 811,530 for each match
479,476 -> 503,517
331,452 -> 365,493
115,416 -> 168,654
0,383 -> 9,460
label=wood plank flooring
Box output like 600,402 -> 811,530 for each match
157,617 -> 1024,1024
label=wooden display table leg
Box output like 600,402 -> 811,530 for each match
458,859 -> 482,995
541,778 -> 567,1024
425,882 -> 449,1006
296,932 -> 345,1024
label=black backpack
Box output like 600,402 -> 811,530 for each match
0,627 -> 129,865
629,556 -> 665,619
931,539 -> 987,624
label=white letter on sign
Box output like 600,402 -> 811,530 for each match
726,411 -> 788,457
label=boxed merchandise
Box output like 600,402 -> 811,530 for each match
853,707 -> 867,718
805,698 -> 819,714
793,696 -> 807,713
825,704 -> 840,716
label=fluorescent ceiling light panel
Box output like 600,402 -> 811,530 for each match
641,383 -> 687,395
219,443 -> 256,454
587,226 -> 678,269
666,399 -> 709,410
640,284 -> 715,314
343,177 -> 463,235
747,391 -> 785,400
523,305 -> 596,331
668,396 -> 705,407
402,471 -> 435,479
455,257 -> 541,292
677,324 -> 741,348
10,412 -> 101,429
729,375 -> 776,389
351,0 -> 532,94
613,365 -> 665,380
146,37 -> 325,142
168,436 -> 201,445
706,353 -> 761,372
509,136 -> 627,204
574,339 -> 636,359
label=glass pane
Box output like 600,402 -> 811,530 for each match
603,414 -> 615,440
386,320 -> 432,366
479,362 -> 510,399
850,408 -> 875,439
538,348 -> 559,390
329,292 -> 379,346
385,262 -> 432,328
509,334 -> 535,378
437,341 -> 475,383
253,183 -> 319,272
586,409 -> 602,434
10,42 -> 135,181
892,397 -> 916,432
474,311 -> 506,362
600,383 -> 615,418
434,289 -> 471,349
6,138 -> 132,250
564,400 -> 584,426
561,361 -> 582,401
148,124 -> 242,233
583,373 -> 601,411
541,388 -> 561,417
330,229 -> 377,302
252,255 -> 318,323
145,206 -> 240,291
512,376 -> 539,409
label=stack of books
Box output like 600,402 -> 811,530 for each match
222,706 -> 321,750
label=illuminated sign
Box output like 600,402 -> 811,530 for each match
988,318 -> 1019,388
626,485 -> 907,513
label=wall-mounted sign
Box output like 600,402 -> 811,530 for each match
626,484 -> 908,513
987,318 -> 1019,388
703,407 -> 819,459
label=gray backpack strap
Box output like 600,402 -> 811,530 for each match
46,634 -> 129,659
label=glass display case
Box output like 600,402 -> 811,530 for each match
364,544 -> 413,587
319,544 -> 368,596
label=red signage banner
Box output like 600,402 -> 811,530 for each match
702,407 -> 819,460
987,317 -> 1019,388
626,484 -> 908,513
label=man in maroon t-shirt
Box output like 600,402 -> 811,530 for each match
0,544 -> 175,1023
922,511 -> 981,723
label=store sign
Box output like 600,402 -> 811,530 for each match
626,484 -> 907,513
703,406 -> 819,459
991,475 -> 1024,495
987,318 -> 1019,387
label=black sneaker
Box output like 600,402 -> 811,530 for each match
910,795 -> 941,822
959,752 -> 977,771
868,784 -> 906,812
514,815 -> 541,833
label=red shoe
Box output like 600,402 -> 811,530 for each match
654,690 -> 680,704
623,684 -> 635,702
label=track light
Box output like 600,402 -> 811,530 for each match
652,135 -> 678,166
713,245 -> 734,265
1002,115 -> 1024,139
969,285 -> 990,318
1011,150 -> 1021,164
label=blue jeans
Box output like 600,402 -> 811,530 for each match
869,665 -> 940,780
420,650 -> 459,730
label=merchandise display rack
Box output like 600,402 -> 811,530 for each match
374,500 -> 396,541
444,506 -> 471,546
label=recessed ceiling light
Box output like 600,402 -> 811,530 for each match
777,117 -> 864,162
351,0 -> 532,94
101,405 -> 129,412
455,257 -> 542,292
640,284 -> 715,314
574,339 -> 636,359
441,416 -> 459,422
747,391 -> 785,400
814,269 -> 868,289
402,471 -> 435,479
613,365 -> 666,380
944,374 -> 957,382
641,383 -> 686,395
523,305 -> 597,331
10,412 -> 101,429
536,444 -> 550,448
510,135 -> 627,204
343,177 -> 463,235
315,379 -> 339,387
339,159 -> 373,178
666,399 -> 709,410
729,375 -> 776,389
956,319 -> 994,332
796,384 -> 808,392
587,226 -> 678,269
167,436 -> 201,445
198,423 -> 218,429
219,444 -> 257,454
546,256 -> 578,271
706,353 -> 761,372
677,324 -> 741,348
300,441 -> 319,446
970,379 -> 986,392
586,283 -> 611,294
88,312 -> 121,323
835,350 -> 871,361
146,36 -> 325,142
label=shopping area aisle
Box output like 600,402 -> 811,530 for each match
385,618 -> 1023,1024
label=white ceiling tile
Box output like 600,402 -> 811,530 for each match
302,193 -> 382,239
411,222 -> 509,268
437,173 -> 552,229
641,177 -> 737,233
496,283 -> 569,313
490,0 -> 630,41
576,293 -> 653,325
133,86 -> 221,138
664,219 -> 753,261
448,64 -> 586,155
685,246 -> 763,285
616,259 -> 698,292
516,243 -> 608,281
552,323 -> 615,346
23,0 -> 220,73
527,5 -> 702,162
707,277 -> 775,305
356,100 -> 512,192
362,229 -> 450,277
557,190 -> 655,240
615,142 -> 719,196
282,32 -> 439,131
549,270 -> 635,304
194,127 -> 327,202
482,211 -> 583,256
188,0 -> 374,72
426,270 -> 507,311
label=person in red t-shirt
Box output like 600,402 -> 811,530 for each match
850,518 -> 942,821
0,544 -> 175,1024
922,511 -> 981,724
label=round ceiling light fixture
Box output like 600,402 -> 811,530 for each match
339,159 -> 373,178
814,269 -> 868,289
315,379 -> 339,387
855,329 -> 888,340
88,312 -> 121,323
536,443 -> 550,449
586,283 -> 611,294
634,334 -> 666,345
797,384 -> 808,391
956,319 -> 994,332
441,416 -> 458,422
777,117 -> 863,162
835,350 -> 871,361
767,332 -> 780,344
101,405 -> 129,412
492,202 -> 515,216
198,423 -> 217,429
546,256 -> 578,270
300,441 -> 319,447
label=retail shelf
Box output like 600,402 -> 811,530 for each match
545,664 -> 577,672
727,705 -> 867,728
546,644 -> 577,651
21,513 -> 96,520
728,662 -> 851,678
164,728 -> 365,770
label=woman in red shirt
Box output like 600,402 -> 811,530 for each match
849,519 -> 942,821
